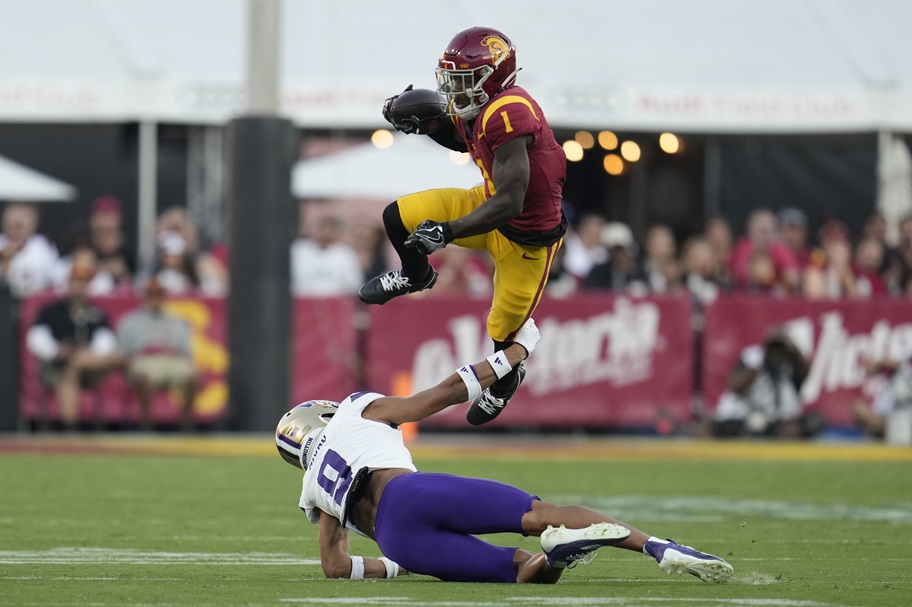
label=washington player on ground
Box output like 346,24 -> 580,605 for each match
275,318 -> 733,584
358,27 -> 567,425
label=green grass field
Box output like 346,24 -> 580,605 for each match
1,435 -> 911,607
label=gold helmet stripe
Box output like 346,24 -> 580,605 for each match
481,95 -> 539,137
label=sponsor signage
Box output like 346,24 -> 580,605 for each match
364,295 -> 694,429
703,295 -> 912,426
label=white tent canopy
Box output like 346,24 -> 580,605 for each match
293,135 -> 480,200
2,0 -> 912,133
0,155 -> 76,202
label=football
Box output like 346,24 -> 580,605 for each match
388,88 -> 446,135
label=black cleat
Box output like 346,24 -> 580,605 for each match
466,363 -> 525,425
358,268 -> 438,305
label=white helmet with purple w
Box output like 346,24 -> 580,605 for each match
275,400 -> 338,470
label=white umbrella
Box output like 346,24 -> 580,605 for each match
293,134 -> 480,200
0,155 -> 76,202
876,132 -> 912,242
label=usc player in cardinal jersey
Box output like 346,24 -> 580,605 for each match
359,27 -> 567,426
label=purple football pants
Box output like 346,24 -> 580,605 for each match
374,472 -> 538,583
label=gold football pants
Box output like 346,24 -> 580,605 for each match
397,185 -> 561,342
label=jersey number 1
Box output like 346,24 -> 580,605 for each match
500,111 -> 513,133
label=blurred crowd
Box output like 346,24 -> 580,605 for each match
548,206 -> 912,306
6,198 -> 912,307
289,203 -> 912,308
286,203 -> 912,308
0,197 -> 228,299
4,197 -> 912,438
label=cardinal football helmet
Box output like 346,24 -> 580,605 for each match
275,400 -> 338,470
436,27 -> 519,120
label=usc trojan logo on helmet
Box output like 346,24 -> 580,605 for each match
436,27 -> 519,120
481,36 -> 510,63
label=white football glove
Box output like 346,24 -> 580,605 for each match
513,318 -> 540,356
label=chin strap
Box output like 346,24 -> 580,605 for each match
495,66 -> 522,95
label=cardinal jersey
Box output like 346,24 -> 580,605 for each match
299,391 -> 417,535
454,86 -> 566,246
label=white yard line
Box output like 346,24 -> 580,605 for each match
553,495 -> 912,524
280,599 -> 834,607
0,547 -> 319,566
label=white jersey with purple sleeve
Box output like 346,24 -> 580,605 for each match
299,391 -> 417,535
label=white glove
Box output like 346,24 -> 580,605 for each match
513,318 -> 540,356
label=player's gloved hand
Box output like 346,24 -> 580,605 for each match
395,115 -> 422,135
382,84 -> 418,134
513,318 -> 541,357
404,220 -> 452,255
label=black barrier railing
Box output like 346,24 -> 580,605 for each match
0,281 -> 19,431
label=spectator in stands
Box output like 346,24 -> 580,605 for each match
776,207 -> 812,269
680,236 -> 722,307
151,206 -> 227,295
144,231 -> 201,294
156,206 -> 198,251
195,243 -> 229,295
739,250 -> 783,296
853,236 -> 888,297
117,277 -> 199,430
712,329 -> 814,438
853,355 -> 912,439
861,212 -> 901,264
543,244 -> 577,298
896,214 -> 912,265
88,196 -> 135,290
583,222 -> 647,294
703,216 -> 733,287
291,216 -> 363,297
862,212 -> 908,297
642,224 -> 680,294
51,245 -> 117,295
561,214 -> 608,281
803,219 -> 859,299
25,259 -> 120,429
0,202 -> 58,297
429,246 -> 493,298
729,209 -> 800,294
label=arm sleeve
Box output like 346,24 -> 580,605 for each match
427,119 -> 468,153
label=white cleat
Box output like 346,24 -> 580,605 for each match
541,523 -> 631,569
646,539 -> 733,583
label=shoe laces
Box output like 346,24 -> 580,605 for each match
379,271 -> 410,292
475,391 -> 506,415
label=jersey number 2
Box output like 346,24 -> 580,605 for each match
317,449 -> 353,506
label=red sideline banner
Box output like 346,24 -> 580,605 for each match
364,294 -> 694,429
289,297 -> 359,405
19,294 -> 359,424
702,295 -> 912,426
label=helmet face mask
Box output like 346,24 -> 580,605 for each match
275,400 -> 338,470
436,27 -> 518,120
436,64 -> 492,119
